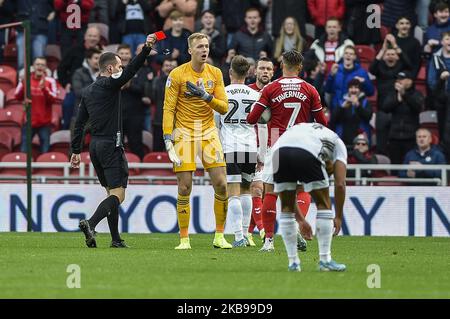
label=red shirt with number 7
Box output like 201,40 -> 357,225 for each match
247,76 -> 327,146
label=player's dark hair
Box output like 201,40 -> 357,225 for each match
281,50 -> 303,69
99,52 -> 120,72
85,47 -> 102,59
231,55 -> 250,78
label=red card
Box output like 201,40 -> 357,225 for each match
155,31 -> 166,41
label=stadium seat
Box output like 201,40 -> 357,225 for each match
45,44 -> 62,72
142,130 -> 153,154
49,130 -> 71,154
0,65 -> 17,94
0,130 -> 13,159
0,108 -> 24,147
417,65 -> 426,83
141,152 -> 175,183
0,152 -> 27,183
125,152 -> 141,176
374,154 -> 391,178
5,88 -> 21,106
380,25 -> 390,40
355,45 -> 376,64
2,43 -> 18,68
34,152 -> 69,178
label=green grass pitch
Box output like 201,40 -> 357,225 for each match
0,232 -> 449,299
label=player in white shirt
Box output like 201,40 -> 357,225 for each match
271,122 -> 347,272
218,55 -> 260,247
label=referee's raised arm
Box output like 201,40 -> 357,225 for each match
108,34 -> 157,90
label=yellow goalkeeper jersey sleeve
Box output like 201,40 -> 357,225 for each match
163,62 -> 228,138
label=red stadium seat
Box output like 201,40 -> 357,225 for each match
355,45 -> 376,63
0,152 -> 27,183
125,152 -> 141,176
0,130 -> 13,159
49,130 -> 70,154
0,108 -> 24,147
34,152 -> 69,178
2,44 -> 18,68
417,65 -> 426,83
0,65 -> 17,94
141,152 -> 175,182
142,130 -> 153,154
5,88 -> 21,106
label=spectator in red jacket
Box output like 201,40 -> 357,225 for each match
54,0 -> 95,57
15,57 -> 57,154
307,0 -> 346,38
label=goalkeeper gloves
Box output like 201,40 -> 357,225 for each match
164,135 -> 181,166
186,81 -> 213,102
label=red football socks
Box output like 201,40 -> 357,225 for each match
261,193 -> 277,238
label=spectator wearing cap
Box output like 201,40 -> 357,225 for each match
332,78 -> 372,147
347,133 -> 378,179
380,70 -> 424,164
428,30 -> 450,156
324,45 -> 374,117
399,128 -> 447,182
424,2 -> 450,55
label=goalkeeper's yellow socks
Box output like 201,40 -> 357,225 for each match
177,194 -> 191,238
214,193 -> 228,233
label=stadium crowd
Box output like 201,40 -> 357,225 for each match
0,0 -> 449,182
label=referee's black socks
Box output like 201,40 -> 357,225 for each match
89,195 -> 121,241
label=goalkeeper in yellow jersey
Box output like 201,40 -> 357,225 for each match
163,33 -> 232,249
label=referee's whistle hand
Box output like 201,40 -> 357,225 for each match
146,34 -> 157,48
70,153 -> 81,169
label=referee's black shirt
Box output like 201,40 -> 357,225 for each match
71,45 -> 151,154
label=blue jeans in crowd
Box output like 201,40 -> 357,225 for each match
21,126 -> 51,154
122,33 -> 147,56
16,32 -> 48,70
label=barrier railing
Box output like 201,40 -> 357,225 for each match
0,163 -> 449,186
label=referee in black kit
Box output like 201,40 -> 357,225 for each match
70,34 -> 157,248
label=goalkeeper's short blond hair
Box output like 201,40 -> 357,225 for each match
188,33 -> 209,48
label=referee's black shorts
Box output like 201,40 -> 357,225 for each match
89,136 -> 129,189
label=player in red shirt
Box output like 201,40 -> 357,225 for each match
247,50 -> 328,252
